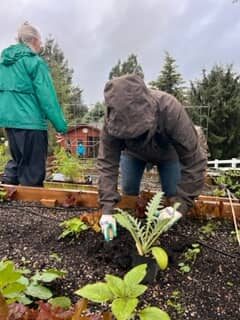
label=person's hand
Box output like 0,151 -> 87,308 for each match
56,133 -> 65,144
99,214 -> 117,241
158,206 -> 182,231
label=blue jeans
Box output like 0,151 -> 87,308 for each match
120,154 -> 181,196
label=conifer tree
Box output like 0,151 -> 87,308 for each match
149,52 -> 186,103
189,65 -> 240,159
109,54 -> 144,79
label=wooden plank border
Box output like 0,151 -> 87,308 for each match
1,184 -> 240,220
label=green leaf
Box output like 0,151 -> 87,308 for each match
31,269 -> 66,283
151,247 -> 168,270
125,284 -> 147,298
105,275 -> 125,297
112,298 -> 138,320
25,283 -> 53,300
139,306 -> 171,320
124,264 -> 147,287
2,282 -> 26,298
17,294 -> 32,305
17,276 -> 29,287
75,282 -> 114,303
49,296 -> 71,309
0,262 -> 22,288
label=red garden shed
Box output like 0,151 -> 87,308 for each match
60,124 -> 101,158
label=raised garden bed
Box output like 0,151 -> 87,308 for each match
0,201 -> 239,319
1,184 -> 240,220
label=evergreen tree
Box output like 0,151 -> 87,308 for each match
189,65 -> 240,159
149,52 -> 186,103
109,54 -> 144,79
83,102 -> 105,124
43,37 -> 86,123
68,86 -> 88,126
42,37 -> 87,153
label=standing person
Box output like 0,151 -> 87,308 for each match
98,74 -> 207,240
0,22 -> 67,187
76,140 -> 86,158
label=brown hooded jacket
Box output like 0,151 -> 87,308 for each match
98,74 -> 207,215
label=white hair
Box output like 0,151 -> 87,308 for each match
17,22 -> 41,45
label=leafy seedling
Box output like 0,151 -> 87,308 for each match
167,289 -> 185,315
178,243 -> 201,273
75,264 -> 170,320
59,217 -> 89,239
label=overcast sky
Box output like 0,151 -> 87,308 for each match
0,0 -> 239,105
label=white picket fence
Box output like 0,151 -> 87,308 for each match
208,158 -> 240,170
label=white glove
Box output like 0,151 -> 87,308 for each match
99,214 -> 117,241
158,206 -> 182,231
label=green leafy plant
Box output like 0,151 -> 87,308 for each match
0,188 -> 7,202
0,260 -> 27,304
167,289 -> 185,315
75,264 -> 170,320
26,268 -> 66,302
115,192 -> 179,270
199,221 -> 220,237
59,217 -> 89,239
0,143 -> 10,173
214,170 -> 240,199
53,147 -> 83,181
178,243 -> 201,273
0,259 -> 66,304
212,187 -> 226,197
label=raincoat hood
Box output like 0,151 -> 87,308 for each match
0,43 -> 35,65
104,74 -> 158,140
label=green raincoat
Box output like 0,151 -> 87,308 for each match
0,43 -> 67,133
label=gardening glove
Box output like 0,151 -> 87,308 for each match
99,214 -> 117,241
158,206 -> 182,231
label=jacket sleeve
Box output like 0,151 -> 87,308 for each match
165,96 -> 207,213
31,59 -> 68,133
97,125 -> 125,215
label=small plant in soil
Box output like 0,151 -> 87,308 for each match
178,243 -> 201,274
59,217 -> 89,239
75,264 -> 170,320
199,221 -> 220,238
115,192 -> 179,272
167,289 -> 185,316
213,170 -> 240,199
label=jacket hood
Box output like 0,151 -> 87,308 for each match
0,44 -> 35,65
104,74 -> 158,140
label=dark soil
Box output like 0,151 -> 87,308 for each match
0,201 -> 239,320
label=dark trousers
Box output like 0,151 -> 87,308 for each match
2,129 -> 48,187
